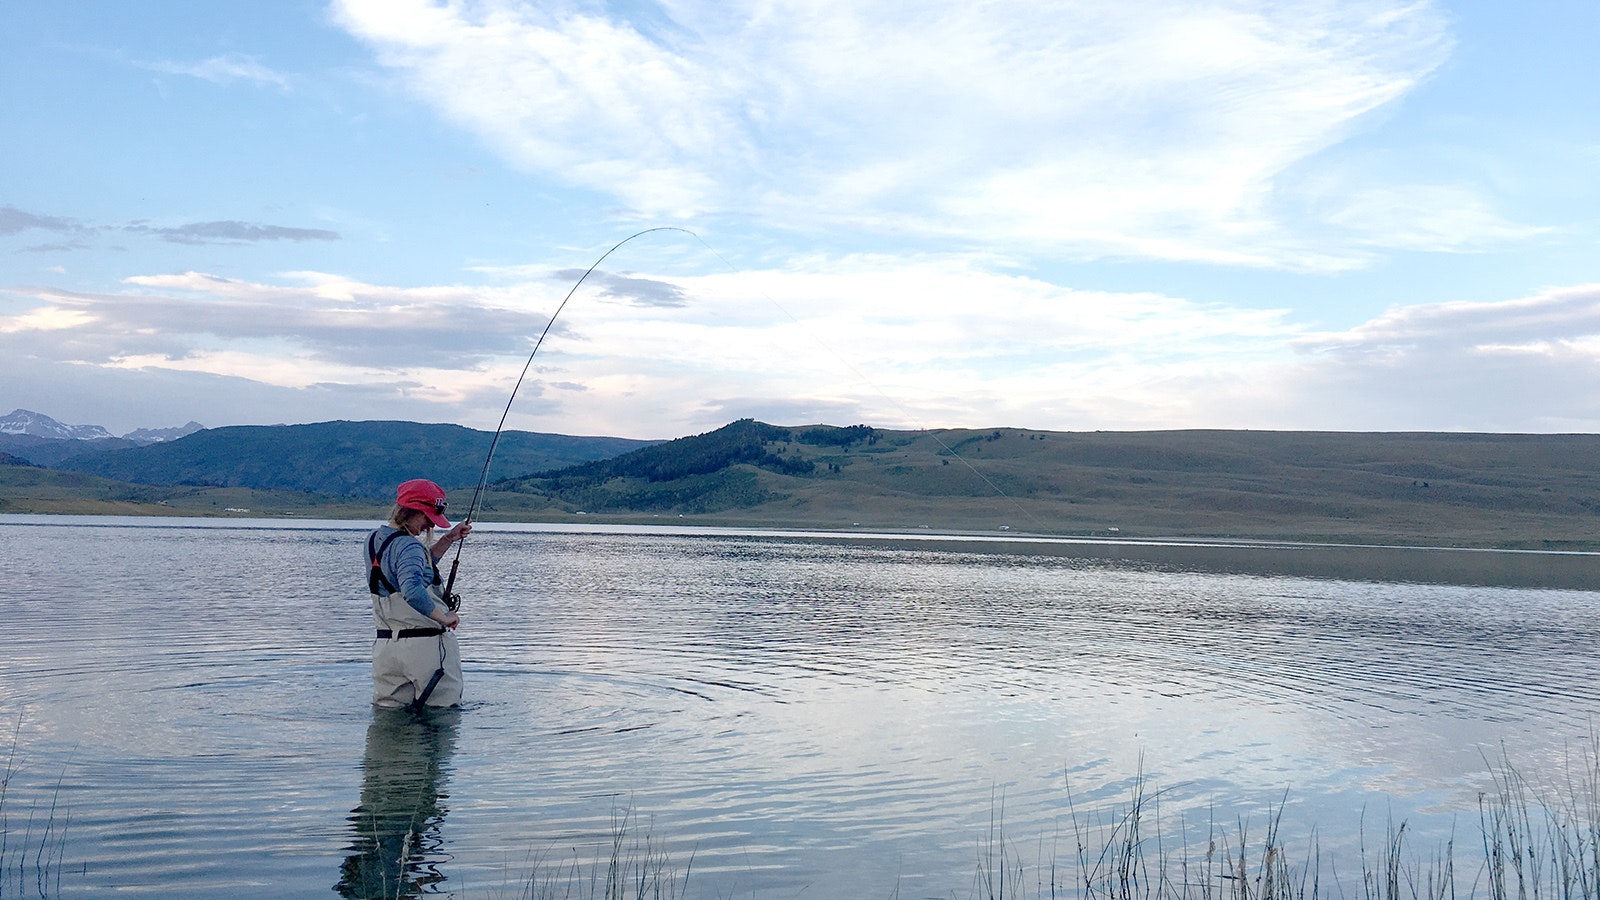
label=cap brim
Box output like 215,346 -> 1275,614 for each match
422,509 -> 451,529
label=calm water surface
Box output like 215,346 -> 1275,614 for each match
1,517 -> 1597,898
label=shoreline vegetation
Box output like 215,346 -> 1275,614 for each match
6,421 -> 1600,554
506,741 -> 1600,900
0,723 -> 69,900
7,736 -> 1597,899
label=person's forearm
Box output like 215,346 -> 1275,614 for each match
427,600 -> 460,629
430,522 -> 472,560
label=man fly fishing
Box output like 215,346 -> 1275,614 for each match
365,479 -> 472,710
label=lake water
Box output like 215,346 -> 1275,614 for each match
2,516 -> 1597,899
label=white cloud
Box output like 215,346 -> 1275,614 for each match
140,53 -> 293,90
0,255 -> 1303,435
0,306 -> 95,333
333,0 -> 735,217
330,0 -> 1490,268
1297,283 -> 1600,352
1238,284 -> 1600,431
0,353 -> 446,436
9,251 -> 1600,437
1298,178 -> 1550,253
17,272 -> 547,367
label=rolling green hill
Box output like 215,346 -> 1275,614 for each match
0,461 -> 376,518
486,421 -> 1600,549
0,432 -> 141,466
6,418 -> 1600,550
496,419 -> 866,512
51,420 -> 656,498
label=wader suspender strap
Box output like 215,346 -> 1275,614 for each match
367,530 -> 407,595
411,651 -> 448,714
367,530 -> 443,595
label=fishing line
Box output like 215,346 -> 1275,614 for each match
440,226 -> 695,602
441,225 -> 1047,604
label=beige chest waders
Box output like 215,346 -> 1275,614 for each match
368,531 -> 463,710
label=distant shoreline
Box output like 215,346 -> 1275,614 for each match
6,512 -> 1594,591
10,423 -> 1600,558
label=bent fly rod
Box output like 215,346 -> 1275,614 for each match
438,226 -> 697,607
436,223 -> 1051,608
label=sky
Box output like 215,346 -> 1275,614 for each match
3,0 -> 1598,440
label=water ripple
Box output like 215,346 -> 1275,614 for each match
2,523 -> 1597,897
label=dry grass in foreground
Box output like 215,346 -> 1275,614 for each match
504,739 -> 1599,900
962,739 -> 1599,900
5,734 -> 1597,899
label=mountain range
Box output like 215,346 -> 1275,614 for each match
5,417 -> 656,498
1,409 -> 203,443
487,420 -> 1600,549
3,409 -> 1600,552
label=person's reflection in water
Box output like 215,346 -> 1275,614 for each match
336,706 -> 461,899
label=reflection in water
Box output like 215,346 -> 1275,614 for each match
337,707 -> 460,899
4,520 -> 1599,897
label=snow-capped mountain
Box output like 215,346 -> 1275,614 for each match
1,409 -> 115,440
0,409 -> 204,444
124,421 -> 205,443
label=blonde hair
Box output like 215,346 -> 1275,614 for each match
387,504 -> 435,542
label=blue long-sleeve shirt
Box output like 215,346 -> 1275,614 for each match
367,525 -> 439,618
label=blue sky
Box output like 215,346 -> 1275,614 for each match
3,0 -> 1597,440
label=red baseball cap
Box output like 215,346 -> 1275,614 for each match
396,479 -> 451,529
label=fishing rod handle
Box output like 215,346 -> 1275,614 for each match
442,556 -> 462,612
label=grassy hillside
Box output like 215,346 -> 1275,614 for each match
7,420 -> 1600,551
0,432 -> 141,466
52,420 -> 656,498
489,422 -> 1600,550
0,462 -> 378,518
